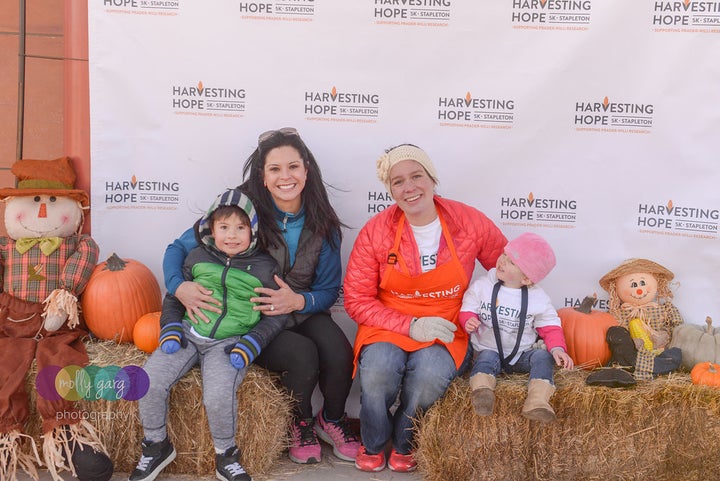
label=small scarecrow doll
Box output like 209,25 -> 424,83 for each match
0,157 -> 113,481
598,258 -> 683,381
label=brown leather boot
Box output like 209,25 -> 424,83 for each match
469,373 -> 496,416
521,379 -> 556,423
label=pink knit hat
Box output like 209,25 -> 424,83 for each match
504,232 -> 556,284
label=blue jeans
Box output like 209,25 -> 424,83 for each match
357,342 -> 471,454
470,348 -> 555,384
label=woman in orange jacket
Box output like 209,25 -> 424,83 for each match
344,144 -> 507,473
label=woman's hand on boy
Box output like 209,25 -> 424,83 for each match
175,281 -> 221,324
251,275 -> 305,316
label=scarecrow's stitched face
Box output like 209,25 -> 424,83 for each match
4,195 -> 83,240
614,271 -> 659,307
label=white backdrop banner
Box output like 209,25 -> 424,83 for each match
88,0 -> 720,345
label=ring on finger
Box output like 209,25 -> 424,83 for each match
270,304 -> 275,311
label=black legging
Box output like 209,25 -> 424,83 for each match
255,313 -> 354,420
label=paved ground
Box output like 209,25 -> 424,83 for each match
16,443 -> 424,481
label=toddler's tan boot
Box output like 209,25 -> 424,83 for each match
521,378 -> 556,423
469,373 -> 496,416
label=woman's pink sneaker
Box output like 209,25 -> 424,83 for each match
314,410 -> 361,461
288,418 -> 321,464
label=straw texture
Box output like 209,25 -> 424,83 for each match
415,369 -> 720,481
23,340 -> 293,476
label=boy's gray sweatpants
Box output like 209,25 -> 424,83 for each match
139,330 -> 245,451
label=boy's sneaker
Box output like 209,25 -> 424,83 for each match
354,445 -> 386,472
288,418 -> 321,464
388,448 -> 417,473
314,409 -> 361,461
128,437 -> 176,481
216,446 -> 251,481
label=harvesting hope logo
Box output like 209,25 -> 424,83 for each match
36,365 -> 149,402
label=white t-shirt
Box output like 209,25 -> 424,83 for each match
460,268 -> 561,365
410,217 -> 441,273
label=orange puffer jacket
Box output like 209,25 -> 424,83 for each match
344,196 -> 507,336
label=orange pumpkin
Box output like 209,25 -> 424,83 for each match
559,295 -> 618,370
81,253 -> 162,342
133,311 -> 161,353
691,362 -> 720,387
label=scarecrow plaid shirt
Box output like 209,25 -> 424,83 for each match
618,302 -> 684,380
0,235 -> 99,303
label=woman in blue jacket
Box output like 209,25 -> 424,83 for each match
163,128 -> 359,465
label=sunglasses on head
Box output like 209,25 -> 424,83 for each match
258,127 -> 299,145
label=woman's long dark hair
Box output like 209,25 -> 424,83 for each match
238,130 -> 345,251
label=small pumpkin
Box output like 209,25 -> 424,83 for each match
690,361 -> 720,387
81,253 -> 162,342
559,294 -> 619,370
669,316 -> 720,370
133,311 -> 161,353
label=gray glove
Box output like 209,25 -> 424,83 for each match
409,316 -> 457,343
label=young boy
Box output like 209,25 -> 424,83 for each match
459,232 -> 573,423
129,189 -> 289,481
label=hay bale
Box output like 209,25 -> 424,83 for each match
415,369 -> 720,481
24,340 -> 293,476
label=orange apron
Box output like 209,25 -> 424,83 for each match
353,212 -> 469,373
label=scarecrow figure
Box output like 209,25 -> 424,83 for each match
0,157 -> 113,481
595,258 -> 683,383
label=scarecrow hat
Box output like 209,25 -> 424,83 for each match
598,258 -> 674,292
0,156 -> 89,207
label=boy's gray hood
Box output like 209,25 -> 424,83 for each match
196,188 -> 258,254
